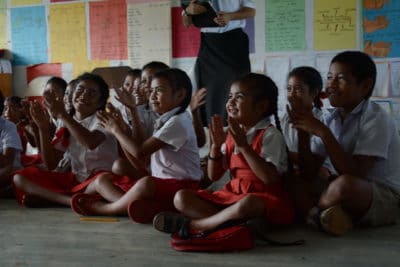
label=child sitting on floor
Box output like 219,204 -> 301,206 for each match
70,68 -> 202,223
288,51 -> 400,235
153,73 -> 294,237
12,73 -> 119,207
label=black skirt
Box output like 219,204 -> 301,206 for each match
195,28 -> 251,125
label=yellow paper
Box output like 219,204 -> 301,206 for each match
49,3 -> 87,63
0,9 -> 7,49
10,0 -> 42,6
314,0 -> 356,50
73,60 -> 109,78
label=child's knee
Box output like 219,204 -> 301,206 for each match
173,189 -> 193,211
236,195 -> 263,217
326,175 -> 357,198
94,173 -> 113,188
12,174 -> 26,189
111,158 -> 127,175
134,176 -> 154,193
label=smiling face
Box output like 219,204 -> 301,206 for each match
149,77 -> 185,115
287,75 -> 316,110
326,62 -> 370,113
3,99 -> 22,123
226,81 -> 268,127
73,79 -> 103,119
63,84 -> 74,113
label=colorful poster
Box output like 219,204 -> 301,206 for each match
373,61 -> 390,97
0,0 -> 6,9
49,3 -> 87,63
127,1 -> 171,68
362,0 -> 400,58
50,0 -> 77,2
10,0 -> 42,6
73,60 -> 109,78
11,6 -> 48,65
265,0 -> 305,52
314,0 -> 356,51
27,63 -> 62,83
89,0 -> 127,60
0,9 -> 8,49
171,7 -> 200,58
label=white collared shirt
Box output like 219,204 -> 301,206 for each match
151,109 -> 202,180
58,114 -> 119,182
201,0 -> 255,33
0,117 -> 22,170
312,100 -> 400,193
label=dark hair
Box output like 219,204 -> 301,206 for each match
288,66 -> 323,109
76,72 -> 109,111
142,61 -> 169,73
5,96 -> 22,107
152,68 -> 192,114
126,68 -> 142,78
331,51 -> 376,98
0,90 -> 4,114
46,76 -> 67,94
68,79 -> 79,90
235,73 -> 281,131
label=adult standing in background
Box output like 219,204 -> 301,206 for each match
182,0 -> 256,125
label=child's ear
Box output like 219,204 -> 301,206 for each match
256,99 -> 270,115
176,88 -> 187,101
361,77 -> 374,97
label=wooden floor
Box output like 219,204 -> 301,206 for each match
0,199 -> 399,267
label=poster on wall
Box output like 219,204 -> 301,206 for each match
362,0 -> 400,58
265,0 -> 305,52
314,0 -> 356,51
11,6 -> 48,65
89,0 -> 128,60
127,0 -> 171,68
0,8 -> 8,49
10,0 -> 42,7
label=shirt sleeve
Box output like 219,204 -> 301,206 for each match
153,115 -> 188,151
241,0 -> 256,8
260,128 -> 288,174
2,122 -> 22,152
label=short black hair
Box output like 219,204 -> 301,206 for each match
126,68 -> 142,78
76,72 -> 109,111
142,61 -> 169,72
288,66 -> 323,109
331,51 -> 377,98
46,76 -> 67,94
152,68 -> 192,114
0,90 -> 4,114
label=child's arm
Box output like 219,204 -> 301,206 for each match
228,117 -> 280,185
291,110 -> 375,178
30,102 -> 63,170
0,148 -> 16,184
44,92 -> 105,150
97,111 -> 165,162
207,115 -> 228,181
214,7 -> 255,27
190,88 -> 207,147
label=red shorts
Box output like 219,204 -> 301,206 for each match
113,175 -> 199,206
13,166 -> 105,204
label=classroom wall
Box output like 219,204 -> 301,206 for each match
0,0 -> 399,127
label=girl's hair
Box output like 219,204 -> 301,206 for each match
331,51 -> 376,99
126,68 -> 142,78
66,79 -> 79,116
152,68 -> 192,114
142,61 -> 169,72
235,73 -> 282,131
46,76 -> 67,93
288,66 -> 323,109
76,72 -> 109,111
5,96 -> 23,107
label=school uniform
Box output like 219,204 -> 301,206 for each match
113,107 -> 201,206
281,108 -> 324,153
195,0 -> 255,124
312,100 -> 400,226
0,117 -> 22,170
196,118 -> 295,225
121,104 -> 158,140
14,114 -> 119,204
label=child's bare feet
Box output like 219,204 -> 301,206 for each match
70,193 -> 105,215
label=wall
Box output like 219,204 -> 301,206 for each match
0,0 -> 399,126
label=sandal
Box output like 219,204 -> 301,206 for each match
70,193 -> 103,216
153,212 -> 191,238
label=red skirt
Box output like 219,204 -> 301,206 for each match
13,166 -> 106,204
113,175 -> 200,209
196,177 -> 294,225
